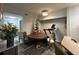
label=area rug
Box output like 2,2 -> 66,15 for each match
23,45 -> 49,55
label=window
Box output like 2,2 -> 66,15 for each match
3,13 -> 23,32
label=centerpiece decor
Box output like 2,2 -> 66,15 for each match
1,23 -> 18,48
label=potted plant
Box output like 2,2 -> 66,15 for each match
1,23 -> 18,48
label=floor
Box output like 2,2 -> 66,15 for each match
18,43 -> 55,55
14,36 -> 55,55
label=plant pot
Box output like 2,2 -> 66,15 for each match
7,36 -> 14,48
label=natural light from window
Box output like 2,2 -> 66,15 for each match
3,13 -> 23,32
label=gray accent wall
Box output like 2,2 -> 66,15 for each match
40,17 -> 66,42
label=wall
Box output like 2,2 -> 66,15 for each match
22,15 -> 36,35
67,5 -> 79,42
40,17 -> 66,42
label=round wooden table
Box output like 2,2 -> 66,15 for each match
28,32 -> 48,48
28,33 -> 47,40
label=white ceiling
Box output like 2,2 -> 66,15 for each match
3,3 -> 78,16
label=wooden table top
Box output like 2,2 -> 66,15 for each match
28,33 -> 47,40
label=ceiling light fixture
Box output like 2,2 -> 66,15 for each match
41,10 -> 48,16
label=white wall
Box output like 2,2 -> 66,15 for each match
67,5 -> 79,42
22,15 -> 36,35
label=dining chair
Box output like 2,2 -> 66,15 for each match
23,32 -> 29,44
44,29 -> 54,49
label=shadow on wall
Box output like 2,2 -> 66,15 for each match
55,28 -> 64,42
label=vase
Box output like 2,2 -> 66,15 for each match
7,34 -> 14,48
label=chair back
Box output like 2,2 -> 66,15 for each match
44,29 -> 54,43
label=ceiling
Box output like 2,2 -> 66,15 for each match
3,3 -> 78,16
